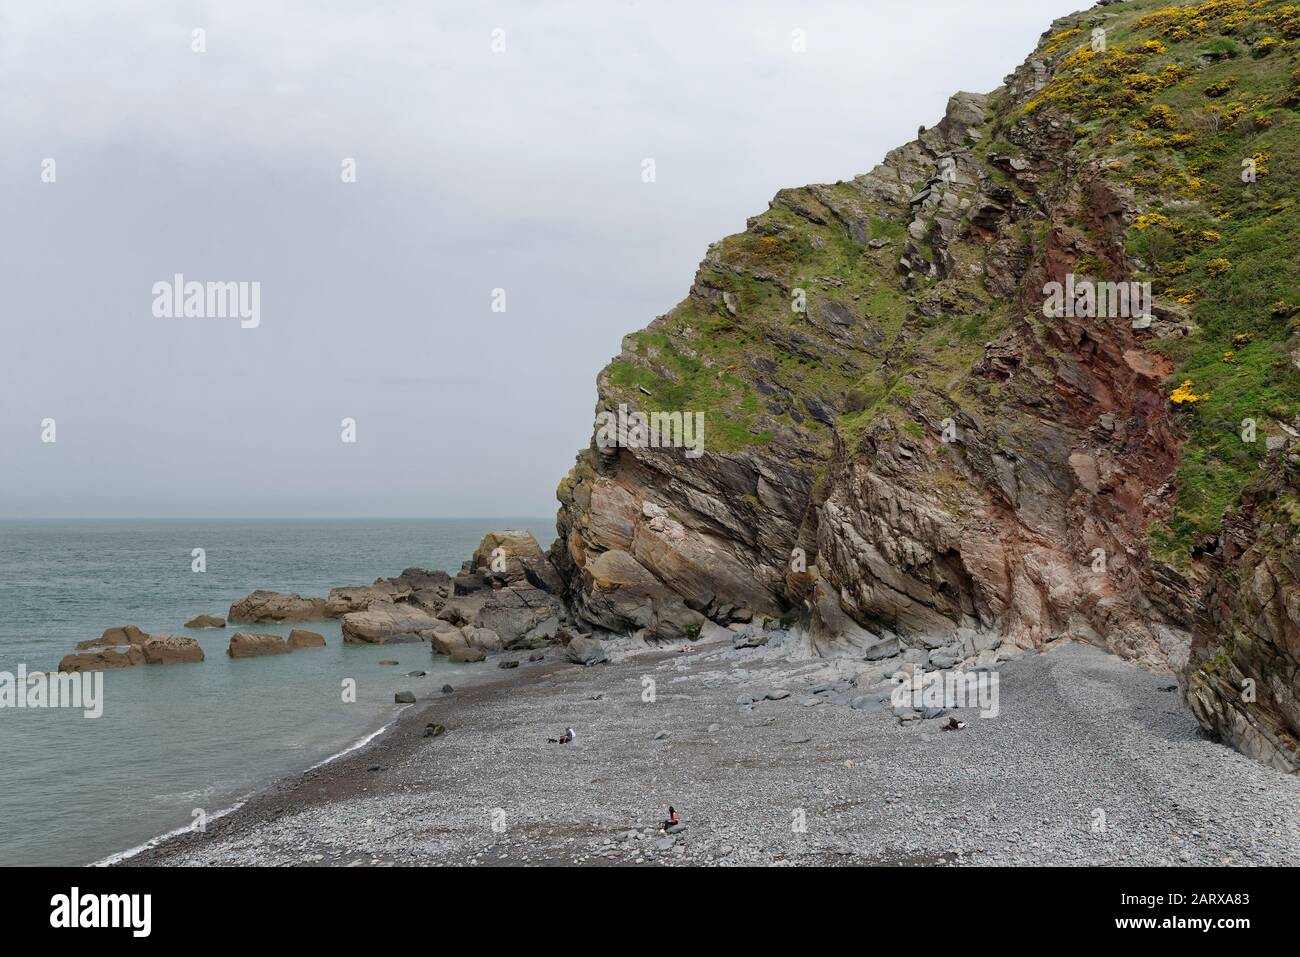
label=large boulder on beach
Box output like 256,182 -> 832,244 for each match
564,635 -> 609,666
471,530 -> 565,594
227,631 -> 292,658
438,555 -> 568,649
228,590 -> 327,624
430,624 -> 499,657
183,614 -> 226,629
58,645 -> 146,672
140,634 -> 205,664
287,628 -> 326,649
448,646 -> 486,663
430,624 -> 470,657
75,624 -> 149,650
463,626 -> 502,652
340,601 -> 443,643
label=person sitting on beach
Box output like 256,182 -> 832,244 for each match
548,727 -> 576,744
659,806 -> 679,832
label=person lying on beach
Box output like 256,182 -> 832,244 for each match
547,727 -> 576,744
659,806 -> 679,832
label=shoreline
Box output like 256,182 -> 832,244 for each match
124,637 -> 1300,868
99,655 -> 511,868
97,706 -> 411,868
121,651 -> 584,866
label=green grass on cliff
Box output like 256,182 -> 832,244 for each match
1009,0 -> 1300,562
599,0 -> 1300,566
1027,0 -> 1300,560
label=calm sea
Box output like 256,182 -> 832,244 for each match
0,518 -> 554,866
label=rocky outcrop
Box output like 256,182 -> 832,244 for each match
184,614 -> 226,629
59,645 -> 145,672
75,624 -> 149,650
430,623 -> 501,663
325,568 -> 453,617
472,529 -> 565,594
139,634 -> 205,664
1184,454 -> 1300,773
228,591 -> 327,624
340,602 -> 444,644
438,531 -> 569,647
287,628 -> 326,649
549,5 -> 1204,676
59,630 -> 203,670
227,632 -> 292,658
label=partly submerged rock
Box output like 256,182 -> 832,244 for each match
58,645 -> 145,672
183,614 -> 226,630
287,628 -> 326,649
75,624 -> 149,650
140,634 -> 205,665
228,591 -> 327,625
226,631 -> 292,658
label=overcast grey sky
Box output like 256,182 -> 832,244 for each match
0,0 -> 1084,518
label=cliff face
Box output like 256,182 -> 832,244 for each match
552,0 -> 1300,764
1186,455 -> 1300,772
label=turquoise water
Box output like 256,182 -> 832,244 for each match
0,518 -> 554,866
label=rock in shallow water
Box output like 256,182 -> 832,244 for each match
58,646 -> 145,672
228,590 -> 327,624
140,634 -> 204,665
183,614 -> 226,629
227,631 -> 291,658
76,624 -> 148,650
288,628 -> 326,649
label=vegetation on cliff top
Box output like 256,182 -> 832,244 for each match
1029,0 -> 1300,559
598,0 -> 1300,564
